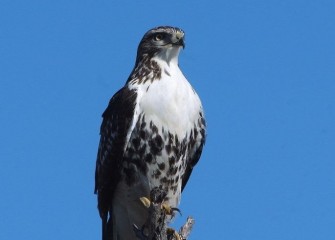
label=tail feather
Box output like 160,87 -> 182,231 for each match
102,214 -> 113,240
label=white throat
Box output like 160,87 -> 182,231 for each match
154,46 -> 181,66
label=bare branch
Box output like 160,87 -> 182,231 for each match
134,188 -> 195,240
179,217 -> 195,240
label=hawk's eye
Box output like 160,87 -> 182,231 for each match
154,34 -> 163,41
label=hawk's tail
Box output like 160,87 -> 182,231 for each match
102,214 -> 113,240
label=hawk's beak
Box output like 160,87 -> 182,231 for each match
178,38 -> 185,49
174,31 -> 185,49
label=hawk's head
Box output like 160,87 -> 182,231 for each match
136,26 -> 185,64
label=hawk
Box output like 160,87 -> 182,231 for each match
95,26 -> 206,240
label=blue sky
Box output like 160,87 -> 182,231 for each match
1,0 -> 334,239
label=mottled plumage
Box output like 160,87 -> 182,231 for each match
95,26 -> 206,240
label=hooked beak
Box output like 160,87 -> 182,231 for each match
174,30 -> 185,49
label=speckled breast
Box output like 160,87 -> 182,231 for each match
121,112 -> 196,206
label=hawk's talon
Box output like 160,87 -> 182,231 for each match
161,204 -> 181,216
139,197 -> 181,216
139,197 -> 151,208
170,207 -> 182,216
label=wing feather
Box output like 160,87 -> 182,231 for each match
181,111 -> 206,192
95,86 -> 138,219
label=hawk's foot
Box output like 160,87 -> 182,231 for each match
139,196 -> 151,208
139,197 -> 181,216
162,203 -> 181,216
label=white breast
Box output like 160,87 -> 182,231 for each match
137,59 -> 201,138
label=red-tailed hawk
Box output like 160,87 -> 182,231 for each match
95,26 -> 206,240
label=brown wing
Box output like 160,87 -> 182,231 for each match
181,111 -> 206,192
94,86 -> 137,233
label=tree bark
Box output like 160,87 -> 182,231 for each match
133,188 -> 195,240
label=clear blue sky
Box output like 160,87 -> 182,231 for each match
1,0 -> 334,239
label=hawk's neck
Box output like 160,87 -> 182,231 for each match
127,48 -> 181,85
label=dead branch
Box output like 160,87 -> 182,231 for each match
133,188 -> 195,240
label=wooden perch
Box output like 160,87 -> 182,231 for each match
133,187 -> 195,240
178,217 -> 195,240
